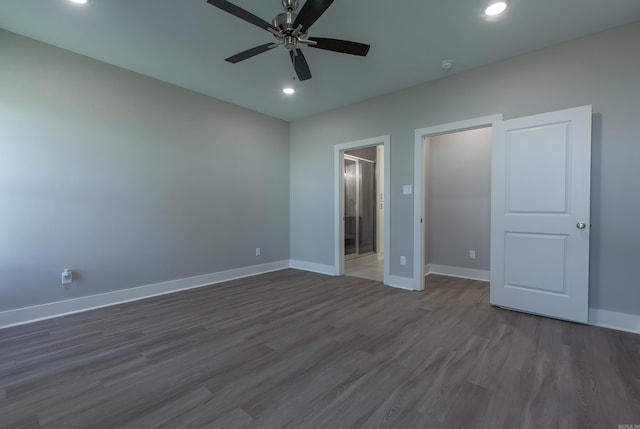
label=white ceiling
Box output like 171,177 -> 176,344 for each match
1,0 -> 640,121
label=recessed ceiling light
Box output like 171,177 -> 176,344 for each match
283,87 -> 295,95
69,0 -> 88,4
485,1 -> 507,16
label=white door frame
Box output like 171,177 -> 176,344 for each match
334,135 -> 390,283
413,115 -> 503,291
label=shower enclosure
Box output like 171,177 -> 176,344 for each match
344,154 -> 376,258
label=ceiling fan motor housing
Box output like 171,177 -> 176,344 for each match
273,12 -> 296,32
273,11 -> 308,50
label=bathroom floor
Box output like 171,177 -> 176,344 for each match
344,253 -> 383,282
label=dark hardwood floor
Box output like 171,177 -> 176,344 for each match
1,270 -> 638,428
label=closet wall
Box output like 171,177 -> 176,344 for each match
425,128 -> 492,272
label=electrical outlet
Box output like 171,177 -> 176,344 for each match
469,250 -> 476,260
256,247 -> 261,256
400,256 -> 407,266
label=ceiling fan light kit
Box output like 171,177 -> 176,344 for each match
206,0 -> 370,81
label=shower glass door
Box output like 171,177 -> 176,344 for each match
344,154 -> 376,258
344,158 -> 358,256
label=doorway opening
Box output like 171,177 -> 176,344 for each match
421,127 -> 492,287
413,115 -> 502,291
343,147 -> 383,280
334,135 -> 390,284
344,149 -> 377,259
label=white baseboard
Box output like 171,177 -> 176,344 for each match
0,260 -> 290,330
425,264 -> 490,282
6,261 -> 636,336
386,274 -> 420,291
289,260 -> 339,276
588,308 -> 640,334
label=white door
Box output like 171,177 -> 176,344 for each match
490,105 -> 592,323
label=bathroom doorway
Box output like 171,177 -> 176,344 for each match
343,146 -> 384,281
334,135 -> 389,284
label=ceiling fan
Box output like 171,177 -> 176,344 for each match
206,0 -> 371,81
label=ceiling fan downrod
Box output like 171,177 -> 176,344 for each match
281,0 -> 298,12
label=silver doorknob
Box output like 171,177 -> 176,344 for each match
576,222 -> 586,230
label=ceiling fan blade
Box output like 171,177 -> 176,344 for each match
308,37 -> 370,56
206,0 -> 277,32
225,43 -> 276,63
293,0 -> 336,33
289,49 -> 312,81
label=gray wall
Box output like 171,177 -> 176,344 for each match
427,128 -> 492,271
289,21 -> 640,315
0,30 -> 290,311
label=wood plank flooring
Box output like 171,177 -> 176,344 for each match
1,270 -> 639,428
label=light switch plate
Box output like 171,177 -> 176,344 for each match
61,269 -> 72,285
